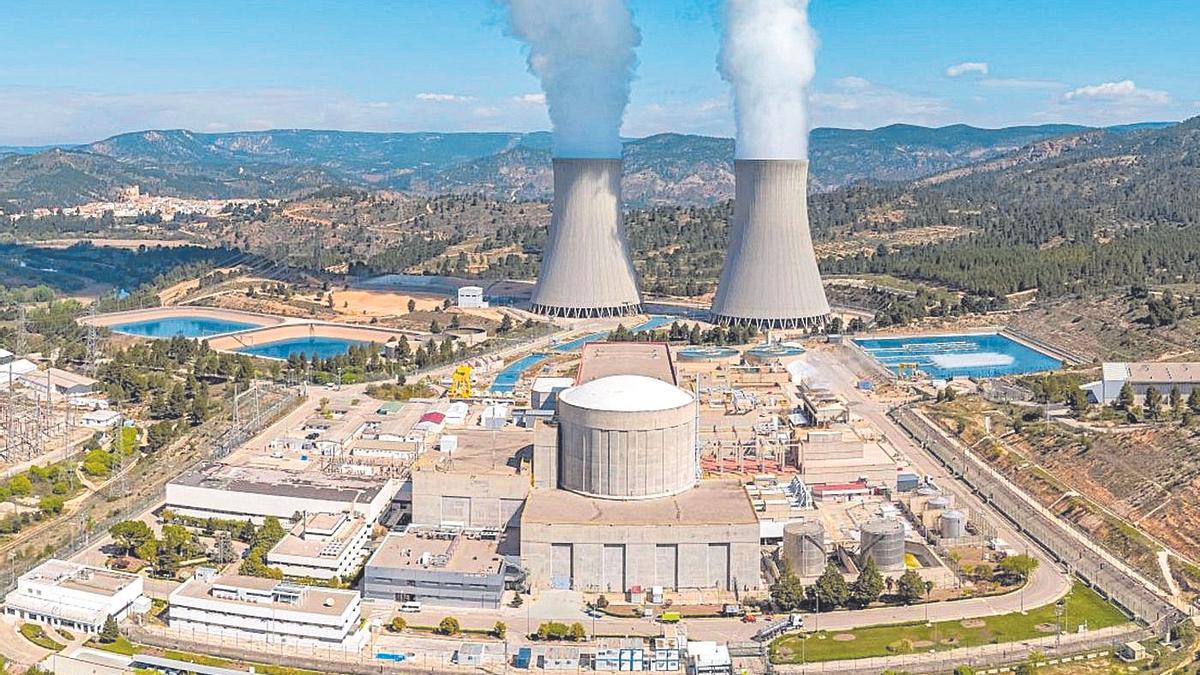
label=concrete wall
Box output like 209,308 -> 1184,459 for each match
410,470 -> 529,529
521,520 -> 760,593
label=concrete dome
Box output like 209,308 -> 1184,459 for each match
558,375 -> 692,413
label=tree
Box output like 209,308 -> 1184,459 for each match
849,558 -> 885,608
953,667 -> 976,675
806,562 -> 849,609
569,622 -> 587,641
1170,385 -> 1183,411
1116,381 -> 1135,411
1189,388 -> 1200,414
210,530 -> 237,565
493,621 -> 507,639
499,313 -> 514,334
407,298 -> 416,313
9,474 -> 32,497
769,564 -> 806,611
390,616 -> 407,633
896,569 -> 925,604
109,520 -> 154,557
99,614 -> 120,643
1067,388 -> 1090,417
255,517 -> 286,548
135,538 -> 158,562
1146,386 -> 1163,420
998,554 -> 1039,582
438,616 -> 461,635
39,495 -> 65,515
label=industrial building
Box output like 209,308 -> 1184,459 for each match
165,463 -> 398,524
530,158 -> 642,318
3,560 -> 145,634
457,285 -> 488,309
407,428 -> 530,531
362,528 -> 509,608
711,160 -> 830,330
168,568 -> 366,647
1085,362 -> 1200,404
265,512 -> 372,580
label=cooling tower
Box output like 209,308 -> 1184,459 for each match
711,160 -> 830,329
531,158 -> 642,318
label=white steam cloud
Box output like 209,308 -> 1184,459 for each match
504,0 -> 640,158
718,0 -> 818,159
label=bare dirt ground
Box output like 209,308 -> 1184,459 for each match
329,289 -> 442,318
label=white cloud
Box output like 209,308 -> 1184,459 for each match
415,92 -> 474,103
1063,79 -> 1169,105
472,106 -> 502,118
622,97 -> 732,138
512,93 -> 546,105
809,77 -> 951,128
945,62 -> 989,77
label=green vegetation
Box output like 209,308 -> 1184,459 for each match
90,635 -> 137,656
239,515 -> 286,579
366,380 -> 437,401
0,457 -> 86,534
19,623 -> 65,651
535,621 -> 588,641
770,582 -> 1127,664
438,616 -> 462,636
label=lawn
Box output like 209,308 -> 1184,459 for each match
18,623 -> 65,651
89,635 -> 138,656
771,582 -> 1128,664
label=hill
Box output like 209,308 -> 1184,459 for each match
0,123 -> 1117,208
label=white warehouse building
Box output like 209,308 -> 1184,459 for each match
168,569 -> 367,648
1085,362 -> 1200,404
3,559 -> 144,634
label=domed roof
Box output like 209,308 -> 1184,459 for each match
558,375 -> 693,412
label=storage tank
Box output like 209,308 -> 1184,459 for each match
859,519 -> 905,572
940,510 -> 967,539
781,520 -> 826,577
927,496 -> 950,511
557,375 -> 697,500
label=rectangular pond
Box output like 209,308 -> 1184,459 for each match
111,316 -> 260,338
852,332 -> 1061,379
236,336 -> 369,360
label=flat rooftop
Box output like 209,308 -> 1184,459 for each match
22,559 -> 137,596
578,342 -> 676,386
523,479 -> 756,526
171,463 -> 385,503
1119,362 -> 1200,384
172,574 -> 357,618
410,428 -> 531,476
368,529 -> 506,575
268,514 -> 368,560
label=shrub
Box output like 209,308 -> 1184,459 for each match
438,616 -> 461,636
390,616 -> 407,633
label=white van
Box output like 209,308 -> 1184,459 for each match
398,601 -> 423,613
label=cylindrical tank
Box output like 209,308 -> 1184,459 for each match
781,520 -> 825,577
940,510 -> 967,539
927,496 -> 950,511
860,519 -> 905,572
557,375 -> 697,500
916,486 -> 940,497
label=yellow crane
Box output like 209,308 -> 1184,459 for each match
449,364 -> 473,399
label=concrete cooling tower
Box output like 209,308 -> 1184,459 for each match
531,158 -> 642,318
711,160 -> 830,329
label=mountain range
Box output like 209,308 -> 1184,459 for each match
0,122 -> 1175,209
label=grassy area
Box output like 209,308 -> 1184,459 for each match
89,635 -> 138,656
770,582 -> 1128,664
19,623 -> 65,651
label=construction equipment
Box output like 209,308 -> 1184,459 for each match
449,364 -> 473,400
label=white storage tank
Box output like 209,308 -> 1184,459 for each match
859,519 -> 905,572
940,509 -> 967,539
927,496 -> 950,511
556,375 -> 697,500
781,520 -> 825,577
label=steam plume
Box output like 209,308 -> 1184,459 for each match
504,0 -> 640,158
719,0 -> 818,159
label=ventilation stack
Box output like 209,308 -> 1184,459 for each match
531,158 -> 642,318
711,160 -> 829,330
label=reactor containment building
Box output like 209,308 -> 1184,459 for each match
530,158 -> 642,318
711,159 -> 830,330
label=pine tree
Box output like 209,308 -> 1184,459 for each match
850,558 -> 885,608
769,564 -> 806,611
1117,381 -> 1135,411
806,562 -> 849,609
100,614 -> 119,643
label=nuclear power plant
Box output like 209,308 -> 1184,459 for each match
710,159 -> 830,330
530,158 -> 643,318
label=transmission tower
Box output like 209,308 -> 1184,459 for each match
85,304 -> 100,376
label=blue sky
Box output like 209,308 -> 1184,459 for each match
1,0 -> 1196,144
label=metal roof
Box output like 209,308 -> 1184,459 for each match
558,375 -> 692,412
